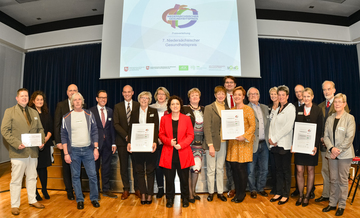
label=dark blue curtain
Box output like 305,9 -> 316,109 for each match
23,39 -> 360,154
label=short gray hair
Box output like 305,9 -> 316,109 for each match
247,87 -> 260,98
322,80 -> 335,89
138,91 -> 152,103
70,92 -> 85,109
277,85 -> 290,95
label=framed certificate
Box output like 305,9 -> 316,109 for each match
130,123 -> 154,152
21,133 -> 42,147
292,122 -> 317,154
221,109 -> 245,140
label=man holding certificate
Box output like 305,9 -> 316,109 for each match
1,88 -> 45,216
127,91 -> 159,205
292,88 -> 323,207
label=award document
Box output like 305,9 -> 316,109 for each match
221,109 -> 245,140
21,133 -> 42,147
130,123 -> 154,152
292,122 -> 317,154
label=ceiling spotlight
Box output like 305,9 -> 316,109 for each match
92,8 -> 97,11
309,6 -> 315,9
36,17 -> 41,20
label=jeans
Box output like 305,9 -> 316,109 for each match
247,141 -> 269,192
70,146 -> 98,202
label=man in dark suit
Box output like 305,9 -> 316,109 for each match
54,84 -> 80,200
113,85 -> 140,200
315,80 -> 350,203
90,90 -> 117,199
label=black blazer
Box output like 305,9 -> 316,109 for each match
128,107 -> 159,144
182,105 -> 205,127
54,99 -> 87,144
89,106 -> 116,150
295,104 -> 323,150
113,101 -> 140,146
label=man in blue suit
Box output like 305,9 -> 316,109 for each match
90,90 -> 117,199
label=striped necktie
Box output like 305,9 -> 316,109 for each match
126,103 -> 131,125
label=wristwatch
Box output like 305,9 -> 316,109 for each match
94,147 -> 99,150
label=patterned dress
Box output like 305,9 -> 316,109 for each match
226,105 -> 256,163
190,109 -> 204,173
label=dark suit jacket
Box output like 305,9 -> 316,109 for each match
89,105 -> 116,150
295,104 -> 323,150
128,106 -> 159,144
182,105 -> 205,126
54,99 -> 87,144
113,101 -> 140,146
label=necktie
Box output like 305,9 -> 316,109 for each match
326,101 -> 330,108
100,108 -> 105,128
22,108 -> 30,126
126,103 -> 131,125
230,95 -> 234,108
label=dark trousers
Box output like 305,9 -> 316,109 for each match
274,151 -> 292,197
117,146 -> 138,191
37,167 -> 48,192
269,151 -> 277,192
61,150 -> 74,193
230,162 -> 248,200
163,162 -> 190,200
95,141 -> 113,192
155,144 -> 164,188
133,152 -> 156,195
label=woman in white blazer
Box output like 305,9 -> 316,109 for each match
322,93 -> 355,217
268,85 -> 296,205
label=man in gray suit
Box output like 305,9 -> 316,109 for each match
247,87 -> 270,199
1,88 -> 45,216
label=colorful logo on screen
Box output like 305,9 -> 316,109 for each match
162,4 -> 198,29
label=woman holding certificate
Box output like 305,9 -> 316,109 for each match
159,96 -> 194,208
268,85 -> 296,205
293,88 -> 323,207
227,86 -> 256,203
149,87 -> 170,198
127,91 -> 159,205
203,86 -> 230,202
322,93 -> 355,217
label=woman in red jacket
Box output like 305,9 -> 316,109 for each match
159,95 -> 195,208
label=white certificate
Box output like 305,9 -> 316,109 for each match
21,133 -> 42,147
292,122 -> 317,154
130,123 -> 154,152
221,109 -> 245,140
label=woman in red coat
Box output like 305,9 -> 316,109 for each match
159,95 -> 195,208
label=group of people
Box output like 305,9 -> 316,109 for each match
0,76 -> 355,217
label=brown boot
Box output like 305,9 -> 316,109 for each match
227,189 -> 235,198
29,202 -> 45,209
121,190 -> 130,200
11,208 -> 20,215
103,191 -> 118,199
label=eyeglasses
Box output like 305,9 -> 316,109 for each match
249,93 -> 259,96
140,97 -> 149,100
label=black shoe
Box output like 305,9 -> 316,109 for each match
146,200 -> 152,205
166,199 -> 174,208
141,200 -> 146,205
278,197 -> 288,205
183,199 -> 189,208
302,197 -> 309,207
67,192 -> 75,200
315,196 -> 329,202
250,191 -> 257,199
156,188 -> 164,199
36,191 -> 43,201
295,196 -> 303,206
42,190 -> 50,199
310,191 -> 315,199
291,189 -> 300,197
194,195 -> 201,201
270,195 -> 282,202
258,191 -> 268,197
91,200 -> 100,208
335,208 -> 344,216
207,194 -> 214,202
231,195 -> 245,203
189,198 -> 195,203
77,201 -> 84,210
322,205 -> 337,212
217,194 -> 227,202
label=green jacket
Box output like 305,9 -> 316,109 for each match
1,104 -> 45,158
